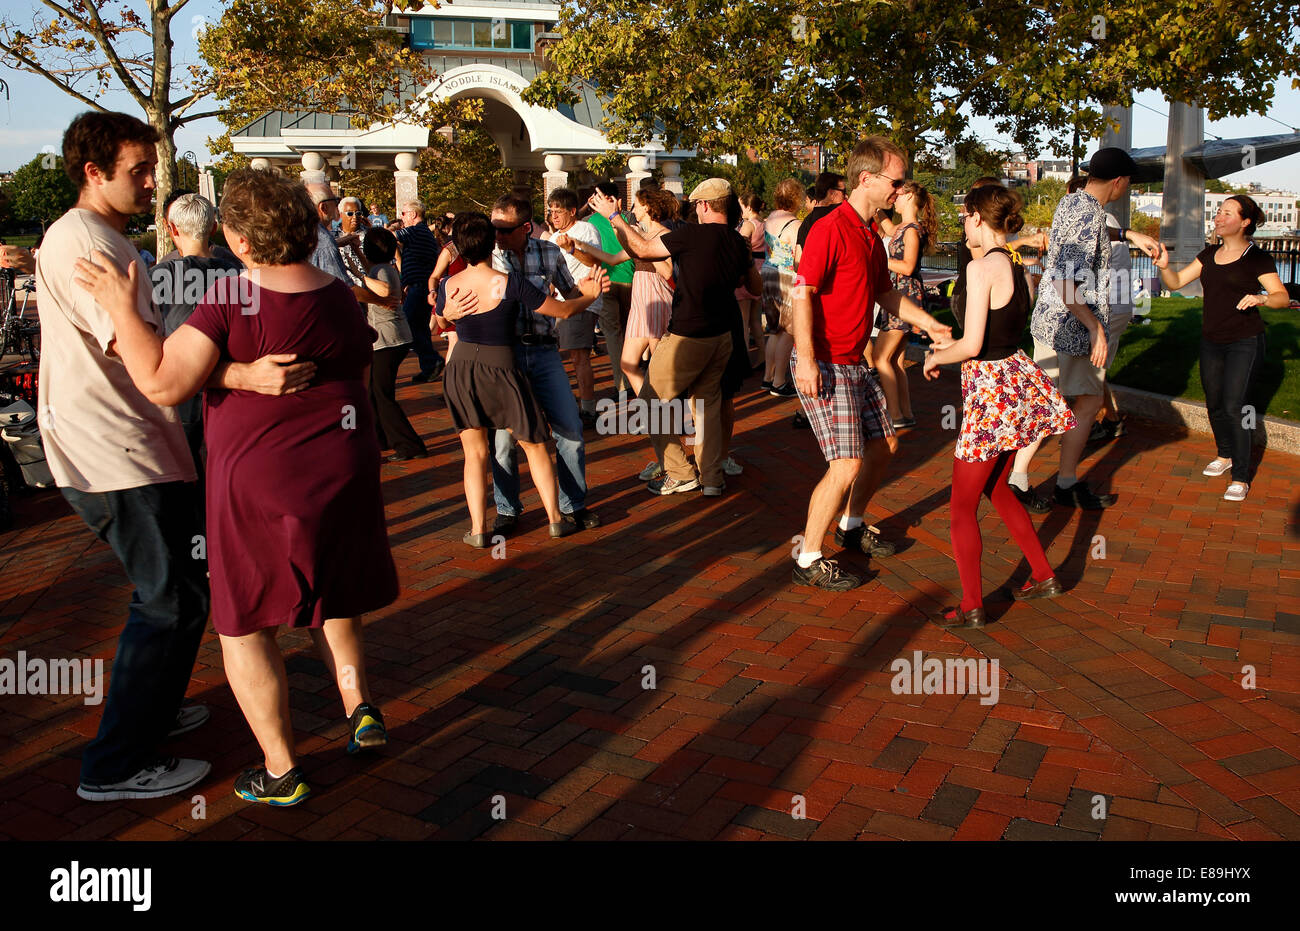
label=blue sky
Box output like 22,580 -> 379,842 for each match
1,1 -> 1297,190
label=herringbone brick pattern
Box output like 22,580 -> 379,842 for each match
2,350 -> 1298,841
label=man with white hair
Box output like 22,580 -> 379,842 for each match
149,193 -> 242,473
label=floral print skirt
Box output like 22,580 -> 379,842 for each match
955,350 -> 1077,462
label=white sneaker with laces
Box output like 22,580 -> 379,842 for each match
77,757 -> 211,802
1202,458 -> 1232,477
1223,482 -> 1249,502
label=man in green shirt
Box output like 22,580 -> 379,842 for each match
586,181 -> 636,396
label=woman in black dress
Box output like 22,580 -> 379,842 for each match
1155,195 -> 1287,502
434,213 -> 606,545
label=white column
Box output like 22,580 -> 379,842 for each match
660,159 -> 683,197
543,153 -> 569,201
625,154 -> 651,204
249,157 -> 272,171
1162,100 -> 1206,295
394,152 -> 419,211
300,151 -> 327,186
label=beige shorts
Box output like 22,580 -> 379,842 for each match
1033,339 -> 1105,397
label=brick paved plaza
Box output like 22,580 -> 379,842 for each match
1,355 -> 1298,842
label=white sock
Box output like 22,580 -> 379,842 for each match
266,766 -> 285,780
1008,471 -> 1030,492
797,549 -> 823,569
1058,473 -> 1078,489
838,516 -> 863,532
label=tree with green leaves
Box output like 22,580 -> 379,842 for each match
0,154 -> 78,232
525,1 -> 1299,168
0,0 -> 440,253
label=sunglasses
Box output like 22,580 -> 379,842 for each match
875,174 -> 906,190
492,219 -> 530,234
343,210 -> 359,217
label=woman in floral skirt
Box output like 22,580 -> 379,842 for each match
923,185 -> 1075,628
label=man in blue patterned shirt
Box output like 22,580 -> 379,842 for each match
1015,147 -> 1156,510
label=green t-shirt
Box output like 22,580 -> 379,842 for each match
588,212 -> 635,285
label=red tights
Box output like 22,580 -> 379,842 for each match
950,452 -> 1054,611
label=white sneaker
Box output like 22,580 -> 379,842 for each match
638,460 -> 665,481
77,757 -> 211,802
1202,458 -> 1232,477
722,457 -> 743,476
1224,482 -> 1249,502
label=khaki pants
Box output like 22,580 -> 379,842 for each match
641,331 -> 732,487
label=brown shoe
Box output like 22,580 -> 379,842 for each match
1011,577 -> 1063,601
936,606 -> 986,629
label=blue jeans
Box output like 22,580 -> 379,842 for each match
62,481 -> 209,784
1200,333 -> 1264,483
492,344 -> 587,516
402,282 -> 442,375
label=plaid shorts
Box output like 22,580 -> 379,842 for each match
792,354 -> 895,461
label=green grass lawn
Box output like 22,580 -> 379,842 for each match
930,296 -> 1299,421
1,233 -> 41,248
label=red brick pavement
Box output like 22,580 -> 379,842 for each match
2,350 -> 1298,841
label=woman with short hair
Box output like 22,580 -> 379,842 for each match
1155,194 -> 1287,501
73,168 -> 405,806
363,226 -> 427,462
433,212 -> 607,546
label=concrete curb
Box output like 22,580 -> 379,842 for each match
901,343 -> 1300,455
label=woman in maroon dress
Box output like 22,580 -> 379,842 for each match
73,168 -> 417,807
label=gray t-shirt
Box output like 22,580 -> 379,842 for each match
367,264 -> 411,349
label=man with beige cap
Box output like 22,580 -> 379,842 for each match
590,178 -> 760,495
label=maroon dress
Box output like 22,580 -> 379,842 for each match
186,277 -> 399,637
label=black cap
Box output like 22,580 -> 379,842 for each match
1087,147 -> 1138,181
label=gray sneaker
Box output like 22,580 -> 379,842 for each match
648,475 -> 700,495
77,757 -> 211,802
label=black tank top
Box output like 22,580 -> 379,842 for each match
973,247 -> 1028,361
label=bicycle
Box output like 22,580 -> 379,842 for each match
0,265 -> 40,365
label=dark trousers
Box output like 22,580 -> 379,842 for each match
401,283 -> 442,376
1200,333 -> 1264,483
370,344 -> 426,457
62,481 -> 209,784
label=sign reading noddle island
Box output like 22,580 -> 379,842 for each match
431,71 -> 528,98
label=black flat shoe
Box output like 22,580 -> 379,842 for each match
936,606 -> 987,629
492,513 -> 519,536
386,451 -> 427,463
1054,480 -> 1116,510
1010,484 -> 1052,513
561,508 -> 601,530
792,410 -> 809,429
1011,577 -> 1063,601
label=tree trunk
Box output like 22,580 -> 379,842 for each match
152,123 -> 177,258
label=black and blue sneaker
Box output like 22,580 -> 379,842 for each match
346,702 -> 387,755
234,766 -> 311,806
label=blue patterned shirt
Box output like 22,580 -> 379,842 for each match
1030,192 -> 1110,356
492,238 -> 575,339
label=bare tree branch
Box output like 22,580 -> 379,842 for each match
78,0 -> 149,104
0,37 -> 110,111
173,108 -> 227,126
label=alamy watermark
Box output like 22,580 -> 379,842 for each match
0,651 -> 103,705
890,650 -> 1000,706
151,265 -> 258,315
595,397 -> 695,437
50,861 -> 150,911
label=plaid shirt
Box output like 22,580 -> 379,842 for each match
492,238 -> 576,339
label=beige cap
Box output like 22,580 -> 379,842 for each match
688,177 -> 732,202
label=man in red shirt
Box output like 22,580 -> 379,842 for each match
791,136 -> 952,590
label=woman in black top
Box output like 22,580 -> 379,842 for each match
1155,195 -> 1287,500
435,213 -> 606,545
923,186 -> 1075,628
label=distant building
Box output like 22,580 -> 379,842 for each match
1037,159 -> 1074,182
1205,190 -> 1297,236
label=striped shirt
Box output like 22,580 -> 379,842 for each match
394,221 -> 440,288
310,224 -> 350,283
